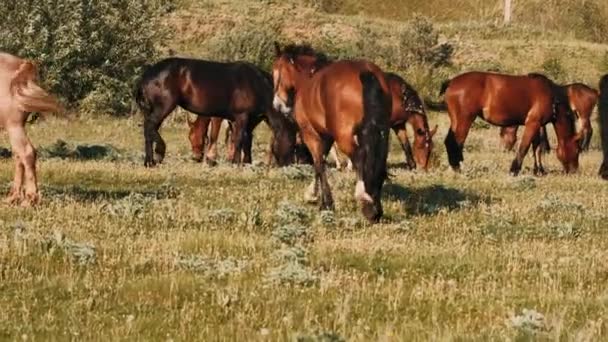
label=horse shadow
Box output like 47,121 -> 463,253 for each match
383,183 -> 492,216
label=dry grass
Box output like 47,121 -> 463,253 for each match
1,113 -> 608,340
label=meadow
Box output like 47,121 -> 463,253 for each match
1,0 -> 608,340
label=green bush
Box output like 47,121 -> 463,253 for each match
202,23 -> 282,71
541,56 -> 566,83
0,0 -> 172,116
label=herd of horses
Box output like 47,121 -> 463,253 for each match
1,45 -> 608,222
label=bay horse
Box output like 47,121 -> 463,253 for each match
599,74 -> 608,179
330,72 -> 437,171
272,43 -> 392,222
0,53 -> 61,206
134,58 -> 296,167
441,71 -> 581,175
499,82 -> 599,152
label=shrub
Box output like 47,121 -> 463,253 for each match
0,0 -> 172,116
397,15 -> 453,69
202,23 -> 281,71
541,56 -> 566,83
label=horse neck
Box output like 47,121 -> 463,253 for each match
408,113 -> 429,132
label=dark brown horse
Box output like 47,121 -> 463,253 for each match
441,71 -> 581,175
499,82 -> 598,152
599,74 -> 608,179
272,43 -> 391,222
134,58 -> 295,167
331,72 -> 437,170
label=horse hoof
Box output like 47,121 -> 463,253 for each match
153,153 -> 164,164
4,195 -> 20,205
206,158 -> 218,167
191,155 -> 203,163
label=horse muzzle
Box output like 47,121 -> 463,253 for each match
273,95 -> 292,116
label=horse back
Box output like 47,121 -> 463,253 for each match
301,60 -> 390,136
141,58 -> 271,118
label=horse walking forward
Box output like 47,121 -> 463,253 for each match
599,74 -> 608,179
272,43 -> 391,222
134,58 -> 296,167
441,72 -> 581,175
0,53 -> 61,206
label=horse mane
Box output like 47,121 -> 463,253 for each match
282,44 -> 331,70
527,72 -> 572,117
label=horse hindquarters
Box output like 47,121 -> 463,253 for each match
352,72 -> 390,223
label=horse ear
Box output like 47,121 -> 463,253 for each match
430,124 -> 438,137
274,41 -> 281,57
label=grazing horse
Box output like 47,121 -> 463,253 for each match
0,53 -> 61,206
599,74 -> 608,179
330,72 -> 437,171
272,43 -> 392,222
187,116 -> 229,164
441,71 -> 581,175
134,58 -> 295,167
499,82 -> 599,152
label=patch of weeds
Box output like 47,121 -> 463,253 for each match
274,246 -> 309,265
174,254 -> 248,278
538,195 -> 584,212
41,231 -> 96,266
294,331 -> 345,342
272,223 -> 308,245
280,165 -> 314,180
276,201 -> 310,225
395,219 -> 415,233
102,193 -> 152,219
544,222 -> 581,239
38,139 -> 130,161
157,174 -> 181,199
317,210 -> 335,227
508,176 -> 536,190
336,217 -> 363,229
510,308 -> 549,335
266,260 -> 319,286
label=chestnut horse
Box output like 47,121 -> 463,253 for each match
272,43 -> 391,222
134,58 -> 295,167
599,74 -> 608,179
441,72 -> 581,175
187,116 -> 231,164
0,53 -> 61,206
330,72 -> 437,171
499,82 -> 598,152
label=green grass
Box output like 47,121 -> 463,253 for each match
1,114 -> 608,340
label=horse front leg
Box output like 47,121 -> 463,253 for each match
445,118 -> 472,172
510,121 -> 541,176
230,114 -> 248,165
393,125 -> 415,170
300,126 -> 334,210
531,131 -> 547,176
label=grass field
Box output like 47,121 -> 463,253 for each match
2,0 -> 608,340
1,113 -> 608,340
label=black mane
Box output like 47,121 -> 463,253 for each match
282,44 -> 331,70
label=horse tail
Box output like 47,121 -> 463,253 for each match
599,74 -> 608,179
439,79 -> 451,96
354,71 -> 390,221
424,98 -> 448,111
10,60 -> 62,115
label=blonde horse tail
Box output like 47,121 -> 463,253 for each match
10,61 -> 62,115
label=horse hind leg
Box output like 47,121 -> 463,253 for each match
301,128 -> 334,210
445,119 -> 472,172
144,101 -> 175,167
205,118 -> 222,166
510,120 -> 541,176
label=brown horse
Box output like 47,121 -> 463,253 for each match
330,72 -> 437,171
441,71 -> 581,175
499,82 -> 598,152
134,58 -> 295,167
187,116 -> 231,164
599,74 -> 608,179
272,43 -> 391,222
0,53 -> 61,206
